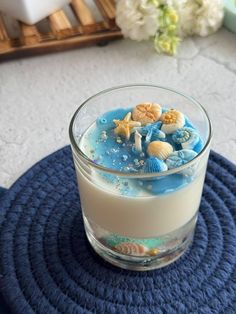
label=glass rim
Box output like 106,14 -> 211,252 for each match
69,84 -> 212,178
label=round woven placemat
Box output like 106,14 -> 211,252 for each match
0,146 -> 236,314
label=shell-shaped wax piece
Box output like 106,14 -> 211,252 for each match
147,141 -> 173,160
137,121 -> 165,142
166,149 -> 197,169
132,103 -> 162,125
172,127 -> 200,150
143,157 -> 168,173
114,242 -> 147,256
146,128 -> 166,143
151,129 -> 166,140
160,109 -> 185,134
138,121 -> 162,136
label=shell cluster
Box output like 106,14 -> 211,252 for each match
111,102 -> 202,174
112,241 -> 161,257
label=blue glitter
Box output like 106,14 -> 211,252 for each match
122,155 -> 128,161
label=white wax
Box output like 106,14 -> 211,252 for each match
76,167 -> 206,238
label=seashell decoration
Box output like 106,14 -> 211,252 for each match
143,157 -> 168,173
160,109 -> 185,134
114,242 -> 148,256
166,149 -> 197,169
147,141 -> 173,160
172,127 -> 200,150
132,103 -> 162,125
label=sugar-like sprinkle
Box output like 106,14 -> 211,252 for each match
122,155 -> 128,161
134,159 -> 139,166
110,148 -> 119,153
116,137 -> 122,144
100,130 -> 108,141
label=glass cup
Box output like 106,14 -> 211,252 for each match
69,85 -> 212,271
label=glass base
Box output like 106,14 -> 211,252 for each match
84,215 -> 197,271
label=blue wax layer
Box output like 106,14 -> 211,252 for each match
80,108 -> 204,196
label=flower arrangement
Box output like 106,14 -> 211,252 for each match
116,0 -> 224,55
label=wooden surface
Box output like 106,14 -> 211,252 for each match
0,0 -> 122,61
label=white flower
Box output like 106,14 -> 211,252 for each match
172,0 -> 199,37
173,0 -> 224,38
194,0 -> 224,37
116,0 -> 159,41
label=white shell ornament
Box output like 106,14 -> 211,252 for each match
143,157 -> 168,173
134,130 -> 142,152
114,242 -> 147,256
166,149 -> 197,169
147,141 -> 173,160
151,129 -> 166,141
160,109 -> 185,134
132,103 -> 162,125
172,127 -> 200,150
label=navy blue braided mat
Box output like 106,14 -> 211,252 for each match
0,146 -> 236,314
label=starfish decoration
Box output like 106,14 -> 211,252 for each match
113,112 -> 141,140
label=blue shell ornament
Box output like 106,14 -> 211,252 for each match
172,127 -> 200,150
166,149 -> 197,170
143,157 -> 168,173
149,129 -> 166,141
138,121 -> 165,143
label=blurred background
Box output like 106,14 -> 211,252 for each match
0,0 -> 236,188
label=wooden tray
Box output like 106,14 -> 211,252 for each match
0,0 -> 122,61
